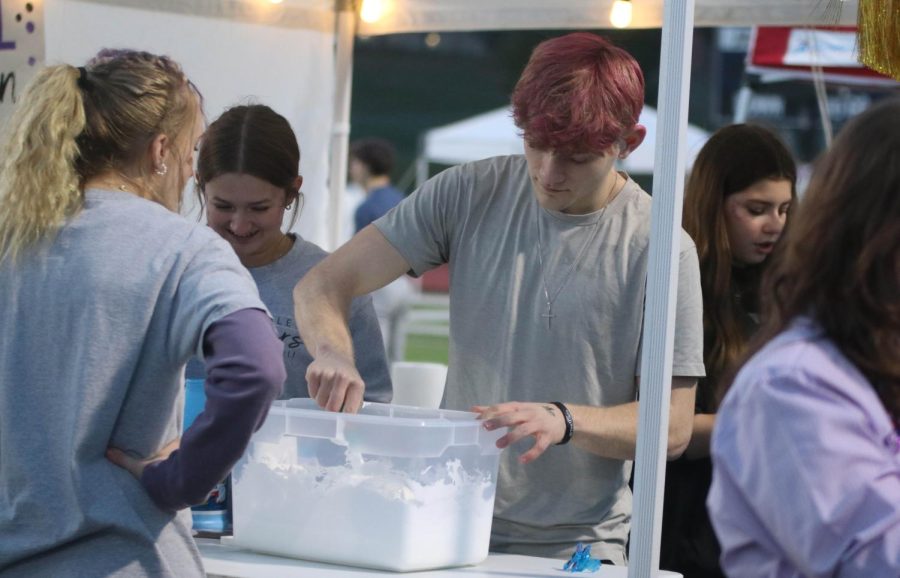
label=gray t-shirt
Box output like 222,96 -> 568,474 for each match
375,155 -> 705,563
0,189 -> 265,577
187,235 -> 391,402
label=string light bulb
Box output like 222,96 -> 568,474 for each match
360,0 -> 386,23
610,0 -> 633,28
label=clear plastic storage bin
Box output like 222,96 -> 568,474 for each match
231,398 -> 506,572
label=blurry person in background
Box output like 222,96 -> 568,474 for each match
708,98 -> 900,577
350,137 -> 405,232
0,51 -> 284,577
661,124 -> 796,578
349,137 -> 416,353
191,104 -> 391,402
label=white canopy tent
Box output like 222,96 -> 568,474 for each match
416,105 -> 711,186
55,1 -> 863,575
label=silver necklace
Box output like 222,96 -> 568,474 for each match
534,176 -> 618,329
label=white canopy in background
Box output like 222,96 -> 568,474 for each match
422,108 -> 525,167
418,105 -> 711,185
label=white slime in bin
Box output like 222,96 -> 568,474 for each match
231,400 -> 505,572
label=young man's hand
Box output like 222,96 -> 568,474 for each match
473,401 -> 568,464
306,345 -> 365,413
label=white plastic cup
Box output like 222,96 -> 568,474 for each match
390,361 -> 448,409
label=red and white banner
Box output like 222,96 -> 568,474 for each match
748,26 -> 898,87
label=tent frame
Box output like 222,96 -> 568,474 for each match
629,2 -> 695,574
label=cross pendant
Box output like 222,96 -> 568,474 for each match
542,304 -> 555,329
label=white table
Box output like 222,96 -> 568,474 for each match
197,538 -> 682,578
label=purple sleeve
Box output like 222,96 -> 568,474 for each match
709,367 -> 900,577
141,308 -> 286,511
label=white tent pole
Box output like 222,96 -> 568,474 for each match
327,0 -> 356,250
628,0 -> 696,576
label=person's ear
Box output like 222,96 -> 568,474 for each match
617,124 -> 647,160
149,133 -> 170,175
285,175 -> 303,209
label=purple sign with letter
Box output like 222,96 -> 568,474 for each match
0,0 -> 44,118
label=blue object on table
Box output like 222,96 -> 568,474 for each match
184,378 -> 231,534
562,543 -> 602,573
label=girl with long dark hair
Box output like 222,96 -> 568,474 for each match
708,98 -> 900,577
662,124 -> 796,577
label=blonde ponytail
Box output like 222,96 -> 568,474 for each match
0,65 -> 86,262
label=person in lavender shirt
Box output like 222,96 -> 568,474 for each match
707,98 -> 900,578
0,51 -> 284,577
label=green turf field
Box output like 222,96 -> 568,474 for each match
403,333 -> 449,365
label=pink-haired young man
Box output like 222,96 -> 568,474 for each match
293,32 -> 704,564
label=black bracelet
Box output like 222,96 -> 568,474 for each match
549,401 -> 574,445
